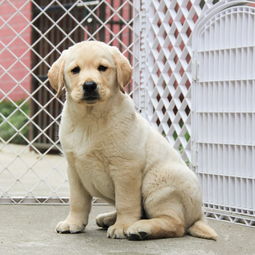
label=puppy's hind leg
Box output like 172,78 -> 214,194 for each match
127,187 -> 185,240
127,214 -> 184,240
96,211 -> 117,229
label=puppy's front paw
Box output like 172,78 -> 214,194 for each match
56,220 -> 85,234
107,223 -> 129,239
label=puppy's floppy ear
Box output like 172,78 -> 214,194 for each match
111,46 -> 132,92
48,51 -> 66,97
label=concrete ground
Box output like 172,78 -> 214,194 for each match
0,205 -> 254,255
1,144 -> 254,254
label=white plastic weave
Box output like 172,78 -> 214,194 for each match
139,0 -> 214,163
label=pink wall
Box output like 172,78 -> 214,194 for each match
0,0 -> 131,101
0,0 -> 31,101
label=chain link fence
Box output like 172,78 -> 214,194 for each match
0,0 -> 139,203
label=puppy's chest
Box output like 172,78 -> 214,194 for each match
75,145 -> 115,200
61,125 -> 116,199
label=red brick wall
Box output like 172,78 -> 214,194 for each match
0,0 -> 31,101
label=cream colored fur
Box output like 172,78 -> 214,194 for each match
48,41 -> 217,240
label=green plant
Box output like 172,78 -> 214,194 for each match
0,100 -> 29,144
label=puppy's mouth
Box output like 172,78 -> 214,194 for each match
82,94 -> 100,104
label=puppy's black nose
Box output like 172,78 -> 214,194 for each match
83,81 -> 97,93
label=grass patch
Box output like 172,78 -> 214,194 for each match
0,100 -> 29,144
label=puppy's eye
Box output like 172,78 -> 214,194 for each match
98,65 -> 108,72
71,66 -> 80,74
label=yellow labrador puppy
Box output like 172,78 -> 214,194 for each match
48,41 -> 217,240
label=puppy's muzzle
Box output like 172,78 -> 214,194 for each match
83,81 -> 99,102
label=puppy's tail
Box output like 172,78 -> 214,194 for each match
187,219 -> 218,241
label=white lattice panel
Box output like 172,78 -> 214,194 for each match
139,0 -> 213,163
192,0 -> 255,226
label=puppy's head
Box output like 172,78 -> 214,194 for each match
48,41 -> 131,105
